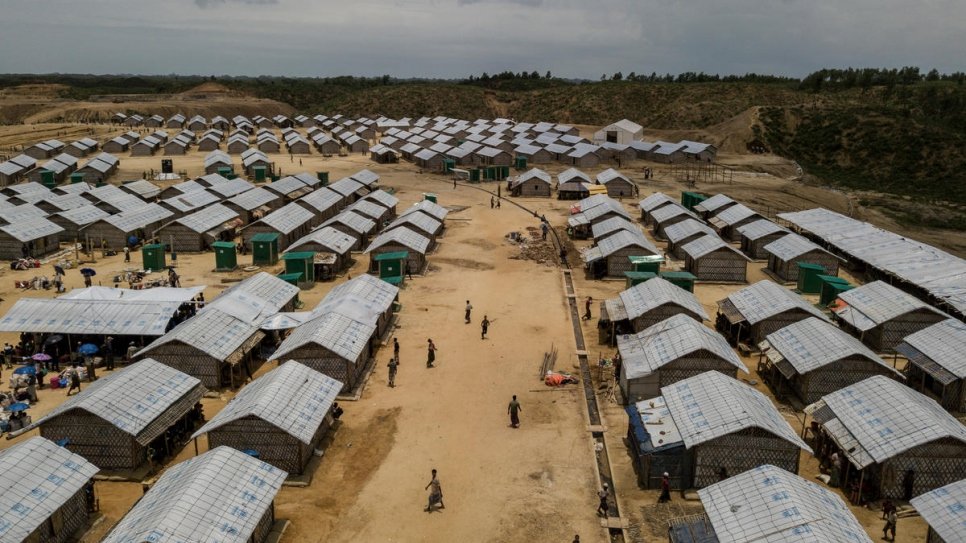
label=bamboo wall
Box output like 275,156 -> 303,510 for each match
81,223 -> 134,251
207,416 -> 328,475
0,232 -> 60,260
251,504 -> 276,543
40,411 -> 143,470
156,224 -> 210,253
369,244 -> 425,274
631,306 -> 703,334
768,251 -> 841,281
621,354 -> 737,404
32,488 -> 90,543
748,309 -> 817,344
604,180 -> 635,199
741,232 -> 787,260
513,180 -> 551,197
876,439 -> 966,499
905,364 -> 966,412
869,310 -> 947,352
606,247 -> 646,278
692,428 -> 801,488
792,357 -> 900,404
284,347 -> 366,393
686,250 -> 747,282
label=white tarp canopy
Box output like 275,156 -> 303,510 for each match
259,312 -> 315,330
59,285 -> 205,303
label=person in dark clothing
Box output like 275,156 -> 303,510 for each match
481,315 -> 489,339
596,483 -> 609,517
658,472 -> 672,503
103,336 -> 114,370
426,339 -> 437,368
393,337 -> 400,364
507,395 -> 521,428
387,357 -> 398,387
583,297 -> 593,320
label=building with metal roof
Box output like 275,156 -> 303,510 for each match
160,188 -> 222,218
909,478 -> 966,543
591,216 -> 641,243
778,207 -> 966,319
758,317 -> 901,405
137,308 -> 265,389
328,177 -> 367,203
618,314 -> 747,404
764,232 -> 841,281
201,272 -> 300,326
81,203 -> 173,249
682,234 -> 751,283
595,168 -> 636,198
84,183 -> 146,214
285,226 -> 355,276
834,280 -> 949,352
242,202 -> 315,251
708,203 -> 763,241
156,203 -> 240,253
296,187 -> 344,226
192,361 -> 342,475
897,319 -> 966,412
101,446 -> 285,543
638,192 -> 678,223
21,359 -> 206,471
692,193 -> 737,219
384,211 -> 441,245
583,229 -> 661,278
266,175 -> 313,201
510,168 -> 552,197
593,119 -> 643,145
52,204 -> 111,239
626,370 -> 811,489
668,464 -> 872,543
320,210 -> 377,250
716,280 -> 829,345
366,226 -> 431,273
0,216 -> 63,259
0,436 -> 100,543
806,375 -> 966,500
737,218 -> 790,260
318,273 -> 399,339
650,204 -> 698,240
269,311 -> 376,393
119,179 -> 161,200
360,189 -> 398,217
224,186 -> 282,224
664,218 -> 716,260
602,276 -> 709,343
0,295 -> 185,337
400,199 -> 449,222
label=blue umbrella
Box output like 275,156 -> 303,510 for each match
80,268 -> 96,277
78,343 -> 99,355
13,366 -> 36,376
4,403 -> 29,412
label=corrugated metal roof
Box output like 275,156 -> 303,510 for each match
255,202 -> 314,235
692,193 -> 734,214
320,273 -> 399,322
323,210 -> 376,236
289,226 -> 355,254
591,216 -> 640,240
650,203 -> 695,224
557,168 -> 591,185
362,189 -> 398,210
596,229 -> 660,258
698,464 -> 872,543
101,447 -> 285,543
401,200 -> 448,221
9,154 -> 37,169
171,203 -> 239,234
736,218 -> 787,241
681,234 -> 748,260
596,168 -> 630,184
0,296 -> 183,336
100,203 -> 173,232
0,216 -> 63,242
763,232 -> 829,261
139,308 -> 262,363
806,376 -> 966,468
721,280 -> 828,325
298,187 -> 343,214
192,361 -> 341,444
910,479 -> 966,543
663,219 -> 715,244
328,178 -> 365,197
227,186 -> 278,211
386,211 -> 440,236
516,168 -> 552,183
763,317 -> 895,377
711,203 -> 759,225
583,199 -> 632,222
121,179 -> 161,199
270,311 -> 375,362
202,272 -> 299,325
897,319 -> 966,380
618,314 -> 745,380
22,359 -> 204,443
638,192 -> 677,212
56,204 -> 110,226
162,188 -> 221,213
366,226 -> 431,254
836,280 -> 946,328
206,178 -> 253,199
662,370 -> 811,451
266,176 -> 310,196
0,437 -> 100,543
346,199 -> 387,221
619,276 -> 709,321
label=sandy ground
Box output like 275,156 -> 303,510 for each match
0,131 -> 940,542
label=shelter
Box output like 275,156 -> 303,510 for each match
806,376 -> 966,501
266,175 -> 314,201
101,136 -> 130,153
0,437 -> 100,543
758,317 -> 901,405
737,219 -> 790,259
297,187 -> 344,226
21,359 -> 206,471
319,273 -> 399,339
344,199 -> 388,226
384,212 -> 441,246
669,464 -> 873,543
618,314 -> 747,403
590,216 -> 640,243
131,136 -> 161,156
593,119 -> 643,145
708,203 -> 763,241
0,217 -> 63,259
510,168 -> 552,197
583,230 -> 661,278
681,235 -> 751,283
201,271 -> 299,326
119,179 -> 161,200
242,202 -> 315,251
400,199 -> 449,223
224,186 -> 283,224
366,227 -> 431,274
764,232 -> 841,281
910,479 -> 966,543
360,189 -> 398,218
664,218 -> 715,259
192,361 -> 342,475
322,211 -> 377,250
203,150 -> 232,174
692,193 -> 737,220
596,168 -> 636,199
156,203 -> 240,253
287,226 -> 356,275
100,447 -> 285,543
81,203 -> 172,249
834,280 -> 949,352
557,168 -> 592,200
638,192 -> 678,223
650,204 -> 698,239
52,204 -> 110,239
328,177 -> 367,203
715,280 -> 829,346
270,312 -> 375,393
897,319 -> 966,412
625,371 -> 811,489
600,276 -> 708,345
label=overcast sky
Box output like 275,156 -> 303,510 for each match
1,0 -> 963,79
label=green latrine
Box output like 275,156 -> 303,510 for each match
283,251 -> 315,283
443,159 -> 456,173
217,166 -> 233,177
277,272 -> 302,286
423,193 -> 437,204
374,250 -> 408,285
141,243 -> 166,271
500,165 -> 511,179
681,191 -> 708,211
253,165 -> 267,182
40,170 -> 56,188
212,241 -> 237,271
251,232 -> 279,265
628,254 -> 663,274
317,171 -> 329,185
659,271 -> 697,292
469,169 -> 480,182
796,262 -> 826,293
69,172 -> 86,185
514,156 -> 528,170
818,275 -> 853,305
624,271 -> 656,288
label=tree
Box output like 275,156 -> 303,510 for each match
545,70 -> 552,79
612,72 -> 623,81
530,70 -> 539,79
601,74 -> 606,81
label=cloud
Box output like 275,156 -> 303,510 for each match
194,0 -> 278,8
457,0 -> 543,6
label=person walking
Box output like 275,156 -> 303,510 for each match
658,472 -> 672,503
508,395 -> 521,428
496,197 -> 501,209
583,297 -> 593,320
66,366 -> 82,396
490,196 -> 495,209
103,336 -> 115,371
481,315 -> 489,340
883,506 -> 897,541
393,337 -> 400,364
596,483 -> 609,517
126,341 -> 138,363
464,300 -> 472,323
426,339 -> 437,368
425,469 -> 444,512
387,357 -> 398,387
123,246 -> 130,262
541,221 -> 549,241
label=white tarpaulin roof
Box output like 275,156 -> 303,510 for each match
260,312 -> 315,330
910,479 -> 966,543
60,285 -> 205,303
618,315 -> 746,380
0,298 -> 182,336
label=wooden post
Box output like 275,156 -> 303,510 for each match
193,437 -> 199,456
